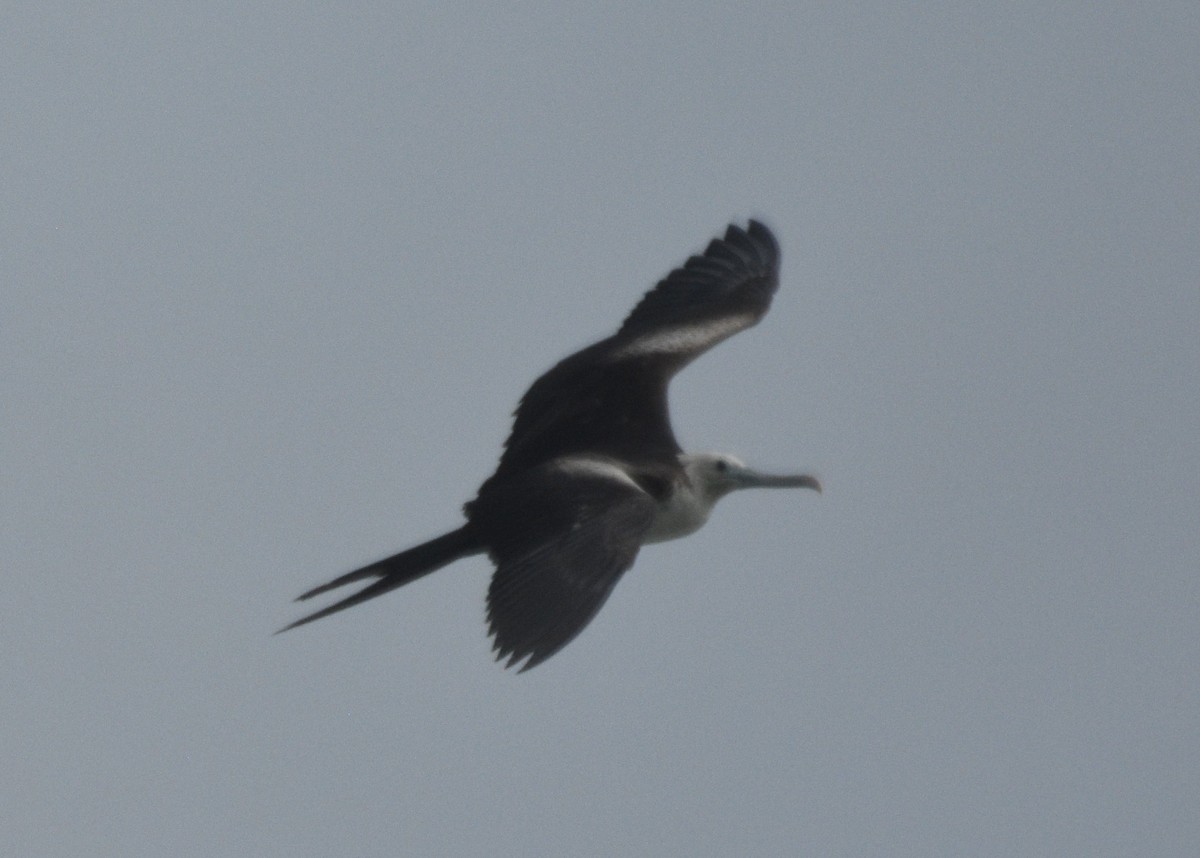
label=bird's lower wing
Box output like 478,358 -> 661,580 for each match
484,484 -> 657,671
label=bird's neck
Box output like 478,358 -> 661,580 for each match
642,476 -> 714,544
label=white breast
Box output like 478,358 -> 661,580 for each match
643,480 -> 713,544
551,454 -> 716,546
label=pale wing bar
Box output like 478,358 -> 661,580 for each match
614,220 -> 780,354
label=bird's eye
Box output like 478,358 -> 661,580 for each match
716,459 -> 729,473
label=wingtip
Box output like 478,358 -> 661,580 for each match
512,651 -> 542,673
715,219 -> 778,273
489,632 -> 544,673
493,647 -> 527,672
723,221 -> 749,242
744,219 -> 779,264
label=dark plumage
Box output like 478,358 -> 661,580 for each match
280,220 -> 820,671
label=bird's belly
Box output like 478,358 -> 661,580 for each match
643,492 -> 710,544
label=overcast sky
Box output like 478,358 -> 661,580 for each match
4,4 -> 1198,856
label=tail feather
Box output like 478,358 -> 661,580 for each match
277,526 -> 480,633
295,559 -> 389,602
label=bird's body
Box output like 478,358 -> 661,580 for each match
281,220 -> 821,670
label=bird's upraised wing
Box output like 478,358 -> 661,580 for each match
493,220 -> 781,478
614,219 -> 780,353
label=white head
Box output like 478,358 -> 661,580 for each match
643,452 -> 821,545
680,452 -> 822,505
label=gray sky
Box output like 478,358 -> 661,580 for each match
4,4 -> 1198,856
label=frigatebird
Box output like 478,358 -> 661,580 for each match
280,220 -> 821,670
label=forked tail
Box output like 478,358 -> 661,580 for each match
277,525 -> 481,633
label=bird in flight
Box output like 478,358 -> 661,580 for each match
280,220 -> 821,670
